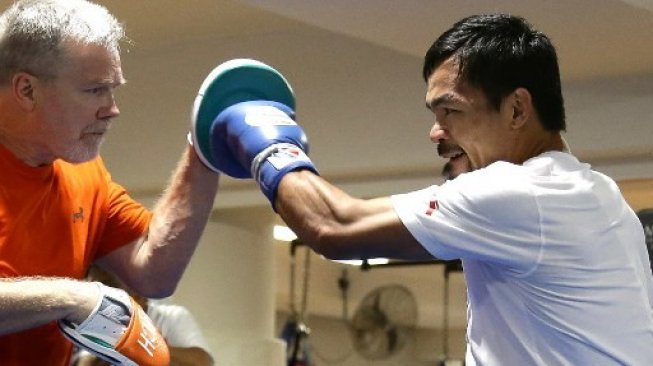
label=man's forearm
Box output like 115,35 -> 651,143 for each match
0,277 -> 97,336
128,146 -> 219,297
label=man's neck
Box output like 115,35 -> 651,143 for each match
0,136 -> 55,167
512,130 -> 565,165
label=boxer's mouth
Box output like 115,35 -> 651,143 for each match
437,142 -> 465,161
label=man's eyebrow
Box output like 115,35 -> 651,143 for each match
91,76 -> 127,87
426,92 -> 459,110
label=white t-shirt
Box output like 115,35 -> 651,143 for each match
392,151 -> 653,365
147,302 -> 212,354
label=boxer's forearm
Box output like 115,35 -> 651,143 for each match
0,278 -> 97,335
276,171 -> 429,260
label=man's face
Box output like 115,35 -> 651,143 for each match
32,41 -> 124,164
425,57 -> 511,172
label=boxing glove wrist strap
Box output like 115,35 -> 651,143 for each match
58,283 -> 169,366
252,143 -> 318,208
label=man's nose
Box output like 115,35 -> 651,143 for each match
99,95 -> 120,120
430,121 -> 448,143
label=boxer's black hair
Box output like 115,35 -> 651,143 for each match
423,14 -> 565,132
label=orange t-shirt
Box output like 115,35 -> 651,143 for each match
0,143 -> 152,366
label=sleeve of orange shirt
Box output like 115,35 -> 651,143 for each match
94,161 -> 152,259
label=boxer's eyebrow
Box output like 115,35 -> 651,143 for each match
426,92 -> 459,110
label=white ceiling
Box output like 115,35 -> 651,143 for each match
3,0 -> 651,329
82,0 -> 653,204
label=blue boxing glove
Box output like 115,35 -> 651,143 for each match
209,100 -> 318,207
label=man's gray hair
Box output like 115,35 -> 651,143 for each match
0,0 -> 126,85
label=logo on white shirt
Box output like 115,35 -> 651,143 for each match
425,196 -> 439,216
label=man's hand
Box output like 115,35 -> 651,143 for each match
59,283 -> 170,366
208,100 -> 317,208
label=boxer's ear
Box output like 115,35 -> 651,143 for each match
504,87 -> 533,130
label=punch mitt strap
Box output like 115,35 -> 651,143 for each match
58,283 -> 170,366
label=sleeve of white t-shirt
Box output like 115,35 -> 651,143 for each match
392,163 -> 543,273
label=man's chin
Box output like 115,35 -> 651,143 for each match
63,144 -> 102,164
443,154 -> 471,180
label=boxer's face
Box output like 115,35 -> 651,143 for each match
31,41 -> 124,164
425,56 -> 513,171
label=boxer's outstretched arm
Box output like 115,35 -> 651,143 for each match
276,170 -> 433,261
98,146 -> 219,298
201,99 -> 430,261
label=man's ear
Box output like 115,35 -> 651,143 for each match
12,72 -> 38,111
506,87 -> 533,130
